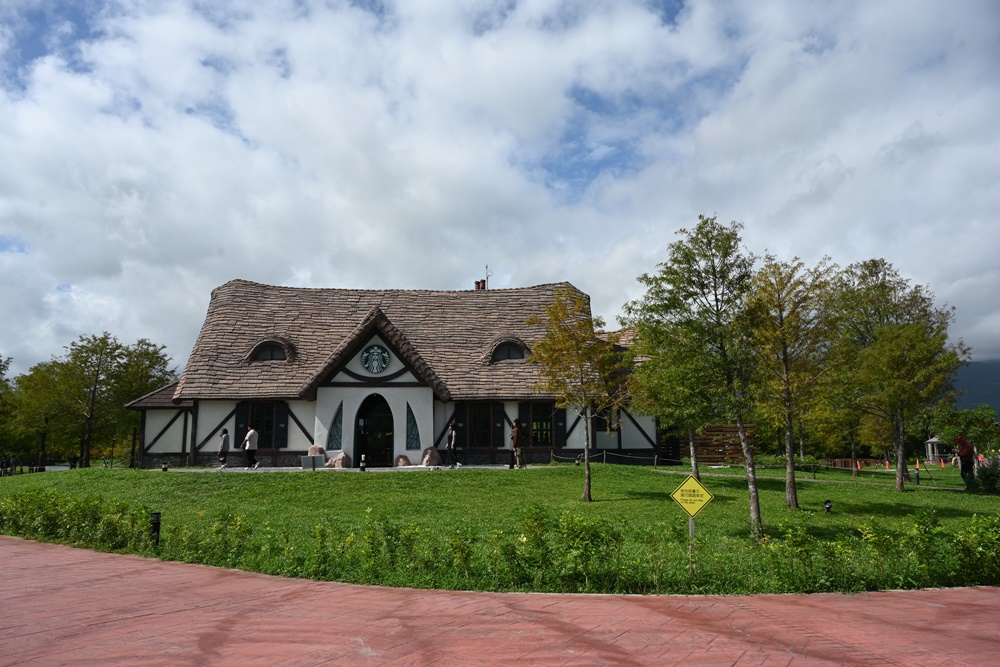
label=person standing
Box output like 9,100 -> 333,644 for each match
444,421 -> 461,468
511,419 -> 525,468
243,426 -> 260,470
957,435 -> 975,489
217,429 -> 230,469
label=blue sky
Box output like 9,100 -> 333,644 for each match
2,0 -> 999,376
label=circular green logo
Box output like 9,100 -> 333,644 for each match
361,344 -> 390,374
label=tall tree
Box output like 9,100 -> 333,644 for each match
528,287 -> 629,502
749,256 -> 838,508
0,356 -> 14,456
63,333 -> 126,467
11,360 -> 76,465
835,260 -> 969,491
624,310 -> 716,481
623,215 -> 764,538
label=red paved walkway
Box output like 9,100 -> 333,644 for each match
2,536 -> 998,666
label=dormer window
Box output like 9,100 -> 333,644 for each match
247,337 -> 296,363
491,342 -> 526,362
254,344 -> 287,361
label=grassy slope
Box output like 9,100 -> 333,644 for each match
2,463 -> 994,541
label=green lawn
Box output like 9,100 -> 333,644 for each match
2,463 -> 998,594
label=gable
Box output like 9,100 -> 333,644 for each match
323,333 -> 421,385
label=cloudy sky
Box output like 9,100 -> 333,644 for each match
1,0 -> 999,377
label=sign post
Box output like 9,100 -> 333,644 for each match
670,475 -> 715,575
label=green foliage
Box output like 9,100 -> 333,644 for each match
975,458 -> 1000,495
922,404 -> 999,454
832,260 -> 970,491
7,333 -> 176,466
0,488 -> 155,552
527,287 -> 630,501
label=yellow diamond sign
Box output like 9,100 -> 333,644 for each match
670,475 -> 714,518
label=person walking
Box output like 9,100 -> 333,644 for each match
243,426 -> 260,470
217,428 -> 230,469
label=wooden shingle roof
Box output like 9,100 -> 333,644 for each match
126,382 -> 193,410
173,279 -> 589,403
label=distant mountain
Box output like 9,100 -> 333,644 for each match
953,361 -> 1000,410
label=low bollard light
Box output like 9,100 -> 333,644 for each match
161,462 -> 168,472
360,454 -> 366,472
150,511 -> 162,547
824,499 -> 832,513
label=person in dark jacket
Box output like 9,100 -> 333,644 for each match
444,422 -> 461,469
511,419 -> 525,468
957,435 -> 975,488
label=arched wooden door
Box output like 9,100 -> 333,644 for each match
355,394 -> 393,468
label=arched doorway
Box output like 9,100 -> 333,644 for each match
355,394 -> 394,468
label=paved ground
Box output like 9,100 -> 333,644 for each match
1,536 -> 997,666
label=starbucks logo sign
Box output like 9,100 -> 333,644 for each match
361,344 -> 390,374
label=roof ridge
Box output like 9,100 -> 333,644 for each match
213,279 -> 578,295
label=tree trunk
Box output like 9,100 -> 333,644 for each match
688,425 -> 700,482
37,429 -> 47,470
784,407 -> 798,509
850,432 -> 859,478
736,414 -> 763,539
894,415 -> 907,492
582,408 -> 592,502
130,427 -> 137,469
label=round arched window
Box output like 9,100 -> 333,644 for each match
491,343 -> 525,362
253,344 -> 287,361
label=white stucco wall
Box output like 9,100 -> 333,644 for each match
143,410 -> 189,453
621,414 -> 657,449
287,401 -> 317,451
196,401 -> 236,452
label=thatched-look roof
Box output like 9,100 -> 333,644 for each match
173,279 -> 589,403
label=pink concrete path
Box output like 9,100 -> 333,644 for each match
1,536 -> 998,666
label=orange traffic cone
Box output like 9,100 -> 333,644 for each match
886,460 -> 890,470
916,459 -> 921,470
941,459 -> 945,469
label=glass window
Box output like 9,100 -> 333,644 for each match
452,402 -> 505,447
406,404 -> 420,450
254,344 -> 286,361
531,403 -> 554,447
327,402 -> 343,450
519,401 -> 554,447
490,343 -> 524,362
468,403 -> 491,447
247,402 -> 288,448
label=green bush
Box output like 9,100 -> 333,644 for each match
975,459 -> 1000,494
0,489 -> 154,553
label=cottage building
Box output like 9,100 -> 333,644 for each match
127,279 -> 665,468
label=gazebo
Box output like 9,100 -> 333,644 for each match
924,436 -> 947,463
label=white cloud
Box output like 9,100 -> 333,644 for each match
1,0 -> 999,376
